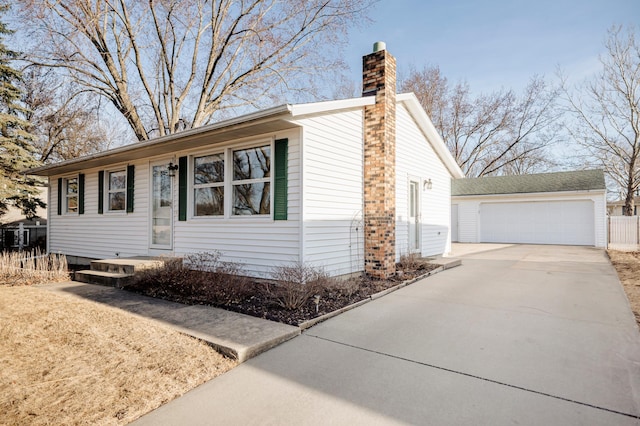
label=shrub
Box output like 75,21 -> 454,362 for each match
395,252 -> 441,280
326,276 -> 361,298
127,251 -> 251,305
262,262 -> 331,310
397,252 -> 425,272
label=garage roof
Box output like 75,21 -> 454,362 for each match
452,170 -> 606,196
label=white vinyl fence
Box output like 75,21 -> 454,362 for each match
608,216 -> 640,251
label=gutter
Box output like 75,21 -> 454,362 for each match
451,189 -> 607,199
29,104 -> 294,176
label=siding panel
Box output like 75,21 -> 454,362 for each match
50,130 -> 302,277
49,160 -> 150,259
173,130 -> 302,277
298,110 -> 364,276
396,104 -> 454,259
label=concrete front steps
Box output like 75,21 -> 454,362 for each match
429,256 -> 462,270
74,257 -> 169,288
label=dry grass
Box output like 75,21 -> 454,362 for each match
0,249 -> 69,286
608,250 -> 640,327
0,286 -> 236,425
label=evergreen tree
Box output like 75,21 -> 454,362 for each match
0,1 -> 43,219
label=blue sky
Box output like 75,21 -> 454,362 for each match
344,0 -> 640,94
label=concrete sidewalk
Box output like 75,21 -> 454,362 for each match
39,281 -> 299,362
133,245 -> 640,425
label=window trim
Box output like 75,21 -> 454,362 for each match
192,152 -> 225,218
63,175 -> 79,215
105,168 -> 128,213
188,139 -> 274,220
230,143 -> 272,217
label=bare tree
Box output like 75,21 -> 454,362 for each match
19,0 -> 371,141
401,66 -> 561,177
561,25 -> 640,216
21,68 -> 114,163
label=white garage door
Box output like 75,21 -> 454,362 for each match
480,200 -> 595,246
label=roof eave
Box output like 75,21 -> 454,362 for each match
397,93 -> 464,178
30,104 -> 295,177
289,96 -> 375,116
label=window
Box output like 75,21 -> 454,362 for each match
193,154 -> 224,216
232,145 -> 271,215
7,229 -> 29,248
186,142 -> 278,219
65,177 -> 78,213
107,170 -> 127,211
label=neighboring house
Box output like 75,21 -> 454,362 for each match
0,218 -> 47,251
0,187 -> 48,251
607,196 -> 639,216
30,45 -> 464,278
0,186 -> 48,224
451,170 -> 607,247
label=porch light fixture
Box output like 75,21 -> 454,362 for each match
423,178 -> 433,191
167,162 -> 179,177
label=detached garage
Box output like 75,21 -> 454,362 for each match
451,170 -> 607,247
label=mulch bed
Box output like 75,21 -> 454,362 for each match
124,263 -> 439,327
222,277 -> 410,325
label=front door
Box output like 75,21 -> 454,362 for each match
408,180 -> 420,252
150,161 -> 173,250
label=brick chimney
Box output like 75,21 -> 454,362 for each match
362,42 -> 396,279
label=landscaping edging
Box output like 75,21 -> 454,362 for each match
298,265 -> 446,330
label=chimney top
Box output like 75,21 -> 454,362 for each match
373,41 -> 386,53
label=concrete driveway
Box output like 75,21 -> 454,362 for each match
134,245 -> 640,425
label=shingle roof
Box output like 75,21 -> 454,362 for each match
452,170 -> 606,196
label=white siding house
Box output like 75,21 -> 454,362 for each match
607,196 -> 639,216
31,47 -> 464,278
296,108 -> 365,276
396,97 -> 456,259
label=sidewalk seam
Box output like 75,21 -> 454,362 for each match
307,334 -> 640,420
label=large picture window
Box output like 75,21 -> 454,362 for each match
108,170 -> 127,211
187,142 -> 277,219
193,153 -> 224,216
65,177 -> 78,213
232,145 -> 271,215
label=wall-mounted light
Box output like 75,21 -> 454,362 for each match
423,178 -> 433,191
167,162 -> 179,177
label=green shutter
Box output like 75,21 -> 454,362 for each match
98,171 -> 104,214
274,138 -> 288,220
78,174 -> 85,215
57,178 -> 62,215
126,165 -> 135,213
178,156 -> 188,221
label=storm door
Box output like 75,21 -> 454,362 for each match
150,161 -> 173,249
